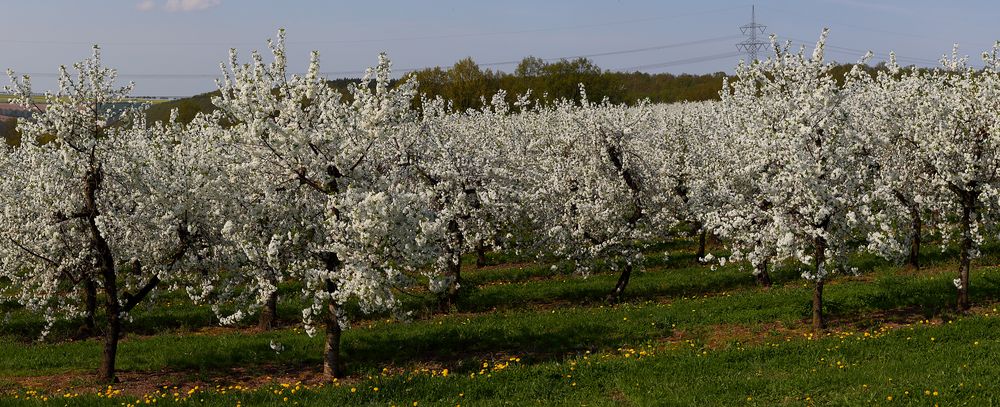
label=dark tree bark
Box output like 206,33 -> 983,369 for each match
78,278 -> 97,338
696,228 -> 708,261
83,166 -> 161,383
258,289 -> 279,331
944,182 -> 980,312
322,279 -> 344,379
441,218 -> 464,309
907,203 -> 922,270
604,141 -> 643,302
812,279 -> 825,333
82,166 -> 120,384
957,192 -> 976,311
946,127 -> 986,311
120,261 -> 159,315
292,163 -> 347,379
475,240 -> 488,269
317,252 -> 345,379
607,263 -> 633,303
754,259 -> 772,288
98,267 -> 121,384
893,190 -> 922,270
812,236 -> 827,333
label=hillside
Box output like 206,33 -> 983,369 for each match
144,78 -> 364,124
144,91 -> 220,124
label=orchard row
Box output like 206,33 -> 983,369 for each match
3,29 -> 1000,383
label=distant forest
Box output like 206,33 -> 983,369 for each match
135,57 -> 726,125
1,56 -> 881,143
142,56 -> 734,126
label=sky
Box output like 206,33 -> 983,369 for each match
3,0 -> 999,97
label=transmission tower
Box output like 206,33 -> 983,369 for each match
736,5 -> 768,62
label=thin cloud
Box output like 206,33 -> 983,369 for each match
126,0 -> 222,12
165,0 -> 222,12
135,0 -> 156,11
135,0 -> 221,12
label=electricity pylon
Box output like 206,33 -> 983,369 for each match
736,5 -> 768,62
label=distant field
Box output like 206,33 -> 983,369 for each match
0,95 -> 171,105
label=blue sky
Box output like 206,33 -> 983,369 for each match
4,0 -> 999,96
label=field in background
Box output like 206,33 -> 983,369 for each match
0,95 -> 172,105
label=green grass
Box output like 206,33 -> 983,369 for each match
4,239 -> 1000,405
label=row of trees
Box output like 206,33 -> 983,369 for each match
140,56 -> 729,125
403,55 -> 742,110
140,54 -> 886,128
3,30 -> 1000,384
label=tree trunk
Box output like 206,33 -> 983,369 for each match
322,279 -> 344,379
603,143 -> 642,304
78,278 -> 97,338
98,278 -> 121,383
607,263 -> 633,303
96,250 -> 120,383
893,191 -> 922,270
436,218 -> 465,310
907,202 -> 921,270
442,252 -> 462,311
696,229 -> 707,261
812,280 -> 825,333
687,220 -> 699,237
958,198 -> 974,311
475,240 -> 488,269
754,259 -> 772,288
84,165 -> 121,383
258,289 -> 279,331
812,237 -> 827,333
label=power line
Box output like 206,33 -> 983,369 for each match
782,36 -> 941,66
12,35 -> 744,80
321,35 -> 743,76
756,5 -> 997,52
536,35 -> 742,61
619,51 -> 743,72
0,6 -> 746,47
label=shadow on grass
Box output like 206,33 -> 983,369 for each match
5,263 -> 1000,382
146,269 -> 1000,373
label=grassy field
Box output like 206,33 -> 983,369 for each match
3,241 -> 1000,406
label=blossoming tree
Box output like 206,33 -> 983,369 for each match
718,30 -> 876,331
899,44 -> 1000,310
398,93 -> 525,307
209,31 -> 430,378
0,47 -> 221,382
650,102 -> 722,264
522,89 -> 666,302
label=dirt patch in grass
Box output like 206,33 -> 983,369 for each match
3,364 -> 342,400
609,388 -> 631,405
466,261 -> 540,273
